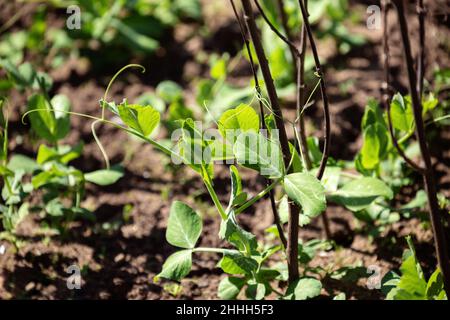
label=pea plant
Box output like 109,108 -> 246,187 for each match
9,0 -> 448,301
39,0 -> 397,300
0,62 -> 124,245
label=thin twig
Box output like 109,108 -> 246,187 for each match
240,0 -> 300,283
387,104 -> 425,173
297,0 -> 312,170
229,0 -> 287,249
382,0 -> 423,173
253,0 -> 300,58
417,0 -> 426,99
275,0 -> 299,79
296,0 -> 331,180
254,0 -> 313,169
393,0 -> 450,297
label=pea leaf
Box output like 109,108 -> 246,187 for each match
27,94 -> 56,142
245,281 -> 267,300
425,268 -> 446,300
330,177 -> 393,212
218,104 -> 259,142
390,93 -> 414,132
166,201 -> 202,249
283,172 -> 326,218
156,250 -> 192,282
51,94 -> 71,140
118,103 -> 160,137
218,252 -> 258,275
156,80 -> 183,103
360,123 -> 389,169
85,166 -> 124,186
219,211 -> 257,252
287,278 -> 322,300
218,276 -> 246,299
7,154 -> 39,174
233,131 -> 284,179
27,94 -> 71,142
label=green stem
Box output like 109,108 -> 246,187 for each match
193,247 -> 238,255
235,179 -> 280,215
203,178 -> 227,220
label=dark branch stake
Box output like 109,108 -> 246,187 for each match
240,0 -> 300,282
275,0 -> 299,81
229,0 -> 287,249
255,0 -> 331,239
393,0 -> 450,296
297,0 -> 312,170
382,0 -> 423,173
296,0 -> 331,180
417,0 -> 425,99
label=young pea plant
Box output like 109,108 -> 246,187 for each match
85,44 -> 396,299
382,236 -> 447,300
382,0 -> 450,296
0,62 -> 124,241
0,98 -> 31,247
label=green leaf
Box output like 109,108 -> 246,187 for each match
110,18 -> 159,52
227,165 -> 247,209
389,255 -> 427,299
426,268 -> 446,300
51,94 -> 71,140
0,60 -> 36,88
37,143 -> 83,165
85,166 -> 124,186
245,281 -> 267,300
156,250 -> 192,281
219,211 -> 257,252
218,252 -> 258,275
386,237 -> 427,300
283,172 -> 326,218
390,93 -> 414,132
233,131 -> 284,179
218,276 -> 246,299
330,177 -> 393,212
156,80 -> 183,103
7,154 -> 39,173
287,278 -> 322,300
360,123 -> 388,169
118,103 -> 160,137
218,104 -> 259,141
166,201 -> 202,249
27,94 -> 56,142
362,99 -> 386,129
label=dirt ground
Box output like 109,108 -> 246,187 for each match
0,0 -> 449,299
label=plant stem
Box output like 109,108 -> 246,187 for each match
254,0 -> 313,171
296,0 -> 331,180
297,0 -> 312,170
240,0 -> 299,283
393,0 -> 450,296
296,0 -> 331,239
203,175 -> 228,220
275,0 -> 298,79
230,0 -> 287,249
417,0 -> 425,99
235,179 -> 280,215
193,247 -> 237,255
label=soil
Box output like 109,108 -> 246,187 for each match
0,0 -> 449,300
